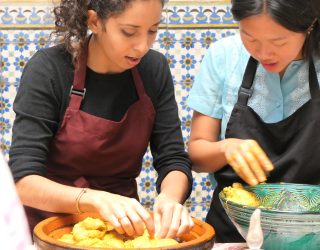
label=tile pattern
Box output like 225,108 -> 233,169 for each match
0,1 -> 238,221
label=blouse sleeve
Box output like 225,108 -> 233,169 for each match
187,39 -> 228,119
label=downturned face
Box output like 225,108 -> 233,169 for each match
239,13 -> 307,75
90,0 -> 163,73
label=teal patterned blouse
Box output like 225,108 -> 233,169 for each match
188,34 -> 320,140
187,35 -> 320,187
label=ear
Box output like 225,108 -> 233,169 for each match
87,10 -> 100,34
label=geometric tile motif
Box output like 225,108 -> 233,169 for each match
0,1 -> 239,221
1,2 -> 237,28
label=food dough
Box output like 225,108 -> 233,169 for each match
223,183 -> 260,207
58,217 -> 179,248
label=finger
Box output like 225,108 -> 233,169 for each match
157,205 -> 174,239
232,153 -> 259,186
176,207 -> 192,237
130,198 -> 154,236
106,214 -> 125,235
189,214 -> 194,229
240,143 -> 267,183
165,204 -> 182,238
118,216 -> 135,237
125,208 -> 145,236
229,159 -> 256,185
111,204 -> 135,237
153,208 -> 162,238
248,140 -> 274,172
99,205 -> 126,235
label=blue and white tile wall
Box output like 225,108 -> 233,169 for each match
0,0 -> 238,220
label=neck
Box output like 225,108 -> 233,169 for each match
87,36 -> 118,74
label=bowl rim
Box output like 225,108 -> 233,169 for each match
33,212 -> 215,250
245,183 -> 320,189
219,183 -> 320,215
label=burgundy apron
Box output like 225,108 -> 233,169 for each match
25,43 -> 156,230
206,57 -> 320,242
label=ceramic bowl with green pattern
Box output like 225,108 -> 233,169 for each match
219,183 -> 320,250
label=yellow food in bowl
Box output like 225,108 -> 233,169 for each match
223,183 -> 260,207
58,217 -> 179,248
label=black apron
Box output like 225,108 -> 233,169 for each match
206,57 -> 320,242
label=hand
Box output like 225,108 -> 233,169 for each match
92,191 -> 154,237
223,139 -> 274,185
153,193 -> 194,239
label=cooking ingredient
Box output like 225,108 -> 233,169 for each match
223,183 -> 260,207
58,217 -> 179,248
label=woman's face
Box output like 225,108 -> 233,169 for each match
89,0 -> 162,73
239,13 -> 307,75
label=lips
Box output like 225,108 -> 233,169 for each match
260,61 -> 278,71
127,56 -> 139,60
125,56 -> 141,66
261,61 -> 277,66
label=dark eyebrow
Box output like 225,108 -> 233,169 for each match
240,28 -> 287,41
119,20 -> 162,28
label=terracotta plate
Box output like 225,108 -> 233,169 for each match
34,212 -> 215,250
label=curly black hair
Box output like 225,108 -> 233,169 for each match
231,0 -> 320,59
53,0 -> 166,64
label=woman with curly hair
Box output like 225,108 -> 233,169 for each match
187,0 -> 320,242
9,0 -> 194,239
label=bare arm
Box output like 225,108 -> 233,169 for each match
188,111 -> 229,173
16,175 -> 154,237
16,175 -> 93,213
188,111 -> 274,185
159,170 -> 189,203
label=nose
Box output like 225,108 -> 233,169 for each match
255,43 -> 273,61
134,36 -> 152,54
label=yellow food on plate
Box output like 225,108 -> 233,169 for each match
72,217 -> 109,241
58,217 -> 179,248
223,182 -> 260,207
59,234 -> 75,244
150,238 -> 180,247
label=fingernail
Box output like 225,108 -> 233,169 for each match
251,180 -> 258,186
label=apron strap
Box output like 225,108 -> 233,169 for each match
131,66 -> 146,99
237,57 -> 258,106
69,38 -> 90,110
308,58 -> 319,99
237,57 -> 319,106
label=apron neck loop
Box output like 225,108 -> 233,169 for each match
308,57 -> 319,99
69,38 -> 90,110
131,67 -> 145,99
237,56 -> 320,106
237,57 -> 258,106
73,41 -> 89,91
